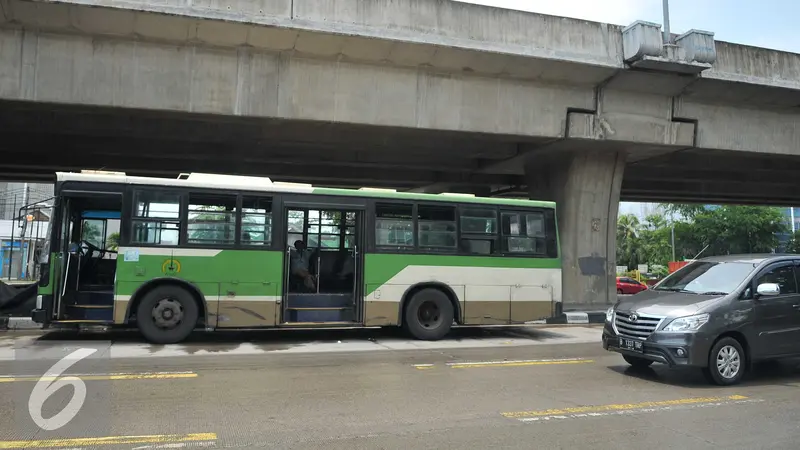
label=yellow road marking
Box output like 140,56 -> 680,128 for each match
0,432 -> 217,449
449,358 -> 593,369
0,373 -> 198,383
502,395 -> 749,418
413,358 -> 593,370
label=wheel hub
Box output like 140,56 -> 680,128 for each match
152,298 -> 184,330
716,345 -> 741,379
417,301 -> 441,329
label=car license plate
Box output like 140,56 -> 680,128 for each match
619,337 -> 643,353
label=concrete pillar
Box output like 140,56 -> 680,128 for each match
526,149 -> 626,310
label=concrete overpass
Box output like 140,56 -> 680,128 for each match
0,0 -> 798,309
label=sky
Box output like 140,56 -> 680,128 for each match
461,0 -> 800,53
463,0 -> 799,218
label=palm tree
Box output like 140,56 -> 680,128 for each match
616,214 -> 641,269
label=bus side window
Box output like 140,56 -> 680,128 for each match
186,193 -> 237,245
501,211 -> 547,256
240,196 -> 272,246
131,191 -> 181,246
375,203 -> 414,249
418,205 -> 457,251
459,207 -> 497,255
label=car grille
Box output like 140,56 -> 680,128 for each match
614,311 -> 663,339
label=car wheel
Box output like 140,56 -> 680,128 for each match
706,337 -> 746,386
623,354 -> 653,368
617,288 -> 623,294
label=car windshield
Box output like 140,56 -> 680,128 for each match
654,261 -> 757,295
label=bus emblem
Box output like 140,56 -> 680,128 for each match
161,258 -> 181,275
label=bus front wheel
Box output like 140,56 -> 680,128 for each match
403,288 -> 454,340
136,285 -> 199,345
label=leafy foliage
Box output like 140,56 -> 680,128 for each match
617,204 -> 789,269
107,232 -> 120,251
784,230 -> 800,253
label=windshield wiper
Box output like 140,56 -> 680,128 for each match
698,291 -> 728,296
656,287 -> 694,293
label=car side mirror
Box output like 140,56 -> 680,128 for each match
756,283 -> 781,297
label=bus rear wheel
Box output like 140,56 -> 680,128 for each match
136,285 -> 199,345
403,288 -> 454,340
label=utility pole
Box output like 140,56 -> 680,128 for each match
662,0 -> 672,44
671,224 -> 676,262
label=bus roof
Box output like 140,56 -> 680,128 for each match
56,171 -> 556,208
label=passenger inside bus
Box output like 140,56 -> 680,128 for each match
290,240 -> 317,292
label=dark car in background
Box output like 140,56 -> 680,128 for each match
603,254 -> 800,385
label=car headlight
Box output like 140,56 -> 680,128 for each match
605,307 -> 614,322
662,313 -> 710,332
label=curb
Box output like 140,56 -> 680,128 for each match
0,317 -> 41,331
545,311 -> 606,325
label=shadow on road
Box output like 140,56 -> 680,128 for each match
31,325 -> 574,348
607,358 -> 800,388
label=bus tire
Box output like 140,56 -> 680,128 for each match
403,288 -> 454,340
136,285 -> 199,345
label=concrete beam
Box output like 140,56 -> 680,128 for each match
8,0 -> 798,104
0,26 -> 594,138
706,42 -> 800,93
12,0 -> 622,85
566,89 -> 696,147
673,99 -> 800,154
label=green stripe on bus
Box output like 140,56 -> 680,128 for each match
114,250 -> 284,296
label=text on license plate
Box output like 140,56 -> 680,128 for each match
619,337 -> 643,352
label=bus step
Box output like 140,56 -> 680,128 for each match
65,304 -> 114,321
287,293 -> 353,308
71,290 -> 114,306
288,307 -> 353,323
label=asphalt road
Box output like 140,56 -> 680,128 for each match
1,325 -> 800,449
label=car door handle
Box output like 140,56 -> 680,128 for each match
793,304 -> 800,309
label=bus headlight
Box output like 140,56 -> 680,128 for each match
36,295 -> 43,309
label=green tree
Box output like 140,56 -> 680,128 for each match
616,214 -> 641,269
658,204 -> 787,257
80,221 -> 103,247
638,213 -> 672,268
107,232 -> 120,251
783,230 -> 800,253
692,206 -> 786,255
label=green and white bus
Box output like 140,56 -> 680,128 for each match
32,171 -> 562,344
